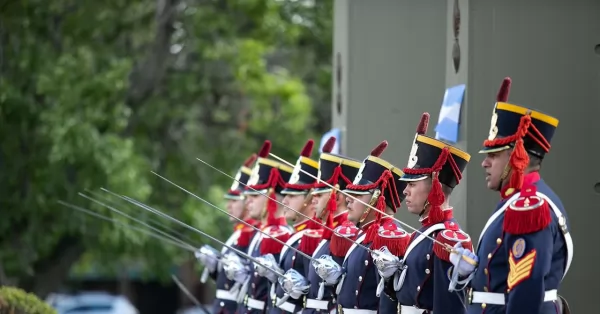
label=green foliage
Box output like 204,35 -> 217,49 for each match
0,0 -> 332,295
0,286 -> 57,314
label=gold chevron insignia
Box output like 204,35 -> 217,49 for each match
507,249 -> 537,289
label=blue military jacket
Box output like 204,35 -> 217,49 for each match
337,225 -> 397,313
238,225 -> 294,314
301,239 -> 338,314
467,175 -> 573,314
267,231 -> 307,314
394,217 -> 468,313
212,228 -> 253,314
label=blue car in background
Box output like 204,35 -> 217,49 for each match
46,292 -> 138,314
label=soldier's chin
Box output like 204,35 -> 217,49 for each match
314,207 -> 325,219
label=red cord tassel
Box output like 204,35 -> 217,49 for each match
321,211 -> 335,240
509,138 -> 529,190
265,189 -> 279,226
427,173 -> 446,224
321,188 -> 338,240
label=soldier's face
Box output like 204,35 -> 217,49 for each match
246,194 -> 267,219
226,199 -> 245,222
481,149 -> 511,190
311,192 -> 330,217
346,193 -> 373,223
403,179 -> 431,215
282,194 -> 305,221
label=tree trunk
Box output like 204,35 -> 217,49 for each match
20,236 -> 85,298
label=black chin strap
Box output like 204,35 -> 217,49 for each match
495,163 -> 512,192
418,200 -> 430,218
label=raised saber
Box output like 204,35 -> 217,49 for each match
171,275 -> 210,314
146,171 -> 320,261
57,201 -> 197,252
97,188 -> 284,276
195,158 -> 374,253
269,152 -> 477,265
85,189 -> 196,245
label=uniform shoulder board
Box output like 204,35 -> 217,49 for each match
503,184 -> 552,235
236,226 -> 256,247
259,225 -> 292,255
433,229 -> 473,262
372,221 -> 410,256
299,228 -> 324,256
330,221 -> 359,257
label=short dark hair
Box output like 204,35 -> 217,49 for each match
528,153 -> 543,169
441,183 -> 453,197
426,177 -> 453,197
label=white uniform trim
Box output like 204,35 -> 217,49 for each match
471,289 -> 557,305
222,229 -> 242,254
216,289 -> 237,301
280,230 -> 306,263
343,233 -> 366,264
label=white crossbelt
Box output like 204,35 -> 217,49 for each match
340,309 -> 376,314
471,289 -> 558,305
305,298 -> 329,310
400,305 -> 429,314
215,289 -> 237,301
246,297 -> 265,310
276,298 -> 299,313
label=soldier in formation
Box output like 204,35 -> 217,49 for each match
449,78 -> 572,314
193,83 -> 571,313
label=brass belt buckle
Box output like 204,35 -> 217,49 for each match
467,288 -> 473,304
338,304 -> 343,314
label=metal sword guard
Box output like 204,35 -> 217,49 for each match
371,246 -> 404,279
194,244 -> 222,272
312,255 -> 343,285
222,252 -> 250,284
279,269 -> 310,299
254,254 -> 283,284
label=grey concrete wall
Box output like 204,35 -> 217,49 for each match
464,1 -> 600,312
333,0 -> 600,312
332,0 -> 448,228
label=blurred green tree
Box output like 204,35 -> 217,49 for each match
0,0 -> 332,297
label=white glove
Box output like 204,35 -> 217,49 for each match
194,245 -> 221,272
449,242 -> 478,276
254,254 -> 283,284
222,253 -> 250,285
371,247 -> 405,297
371,247 -> 403,279
278,269 -> 310,305
312,255 -> 343,285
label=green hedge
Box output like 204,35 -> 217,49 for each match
0,287 -> 57,314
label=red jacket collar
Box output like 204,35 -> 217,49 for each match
501,171 -> 541,199
333,211 -> 348,227
420,208 -> 454,228
293,219 -> 309,232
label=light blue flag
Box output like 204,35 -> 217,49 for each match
319,128 -> 341,154
435,84 -> 466,143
